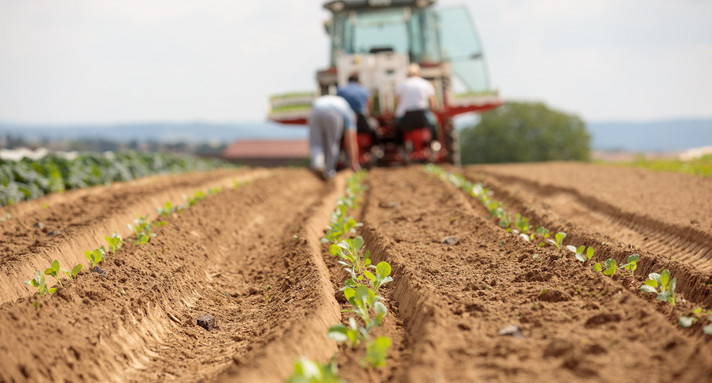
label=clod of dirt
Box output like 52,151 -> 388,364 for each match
91,266 -> 107,279
197,315 -> 215,331
47,230 -> 61,236
498,325 -> 524,338
442,236 -> 458,246
585,312 -> 621,327
32,222 -> 44,229
537,289 -> 570,302
543,338 -> 576,358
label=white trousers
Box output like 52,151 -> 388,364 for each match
308,108 -> 344,179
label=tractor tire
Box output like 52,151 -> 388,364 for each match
443,119 -> 460,166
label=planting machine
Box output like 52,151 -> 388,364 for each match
268,0 -> 502,166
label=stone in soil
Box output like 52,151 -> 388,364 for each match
91,266 -> 107,278
498,325 -> 524,338
197,315 -> 215,331
47,230 -> 61,236
442,236 -> 457,245
33,222 -> 44,229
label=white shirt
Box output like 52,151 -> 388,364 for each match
395,76 -> 435,117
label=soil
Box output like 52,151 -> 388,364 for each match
1,164 -> 711,382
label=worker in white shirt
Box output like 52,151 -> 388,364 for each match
308,95 -> 361,179
394,63 -> 437,140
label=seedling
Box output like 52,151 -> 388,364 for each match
157,201 -> 175,217
593,258 -> 617,276
129,215 -> 156,245
620,254 -> 640,277
514,213 -> 530,234
640,269 -> 678,306
547,232 -> 566,249
328,317 -> 363,347
344,285 -> 387,332
105,232 -> 123,253
287,357 -> 343,383
25,270 -> 54,296
679,308 -> 711,328
62,263 -> 83,279
44,260 -> 63,286
567,245 -> 594,263
207,187 -> 221,195
362,336 -> 391,368
364,261 -> 393,293
84,247 -> 106,268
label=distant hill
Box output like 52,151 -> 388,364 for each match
2,118 -> 711,152
587,119 -> 712,152
0,121 -> 307,143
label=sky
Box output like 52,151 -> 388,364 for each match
0,0 -> 711,125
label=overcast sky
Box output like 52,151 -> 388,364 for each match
1,0 -> 711,125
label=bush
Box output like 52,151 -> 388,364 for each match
460,101 -> 591,164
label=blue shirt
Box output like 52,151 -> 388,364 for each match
337,82 -> 370,115
312,95 -> 356,131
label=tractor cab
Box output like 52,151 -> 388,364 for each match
269,0 -> 502,165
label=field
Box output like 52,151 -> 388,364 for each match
1,162 -> 711,382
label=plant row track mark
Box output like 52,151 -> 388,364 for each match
0,168 -> 271,305
468,166 -> 712,272
0,169 -> 342,382
360,166 -> 712,382
464,166 -> 712,306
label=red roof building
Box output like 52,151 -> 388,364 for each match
222,139 -> 309,167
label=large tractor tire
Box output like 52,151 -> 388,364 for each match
443,118 -> 460,166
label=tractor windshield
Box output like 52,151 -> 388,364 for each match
330,7 -> 441,64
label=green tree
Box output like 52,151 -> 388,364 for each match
460,101 -> 591,164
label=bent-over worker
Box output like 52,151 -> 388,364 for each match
308,95 -> 361,179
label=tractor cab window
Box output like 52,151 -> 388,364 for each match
436,7 -> 491,93
329,7 -> 439,64
349,8 -> 410,55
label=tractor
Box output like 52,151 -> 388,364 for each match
268,0 -> 502,166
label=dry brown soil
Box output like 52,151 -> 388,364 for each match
0,164 -> 711,383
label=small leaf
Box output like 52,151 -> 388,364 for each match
593,263 -> 602,272
660,269 -> 670,288
576,246 -> 585,254
703,323 -> 712,335
644,279 -> 658,288
627,254 -> 639,263
565,245 -> 577,253
374,301 -> 387,316
657,291 -> 671,302
327,325 -> 349,342
72,264 -> 83,277
678,316 -> 694,328
586,247 -> 594,259
364,270 -> 376,283
640,285 -> 657,294
376,262 -> 391,277
574,253 -> 586,263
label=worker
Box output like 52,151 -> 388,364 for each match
337,73 -> 372,135
394,63 -> 437,140
308,95 -> 361,180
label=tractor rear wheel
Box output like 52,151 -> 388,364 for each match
443,118 -> 460,166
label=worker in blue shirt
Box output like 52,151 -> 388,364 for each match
308,95 -> 361,179
337,73 -> 372,134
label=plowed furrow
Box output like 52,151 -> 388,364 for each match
361,167 -> 712,382
0,168 -> 269,304
0,169 -> 342,383
466,169 -> 712,307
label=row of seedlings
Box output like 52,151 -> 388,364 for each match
24,186 -> 226,303
424,165 -> 712,335
288,171 -> 394,383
